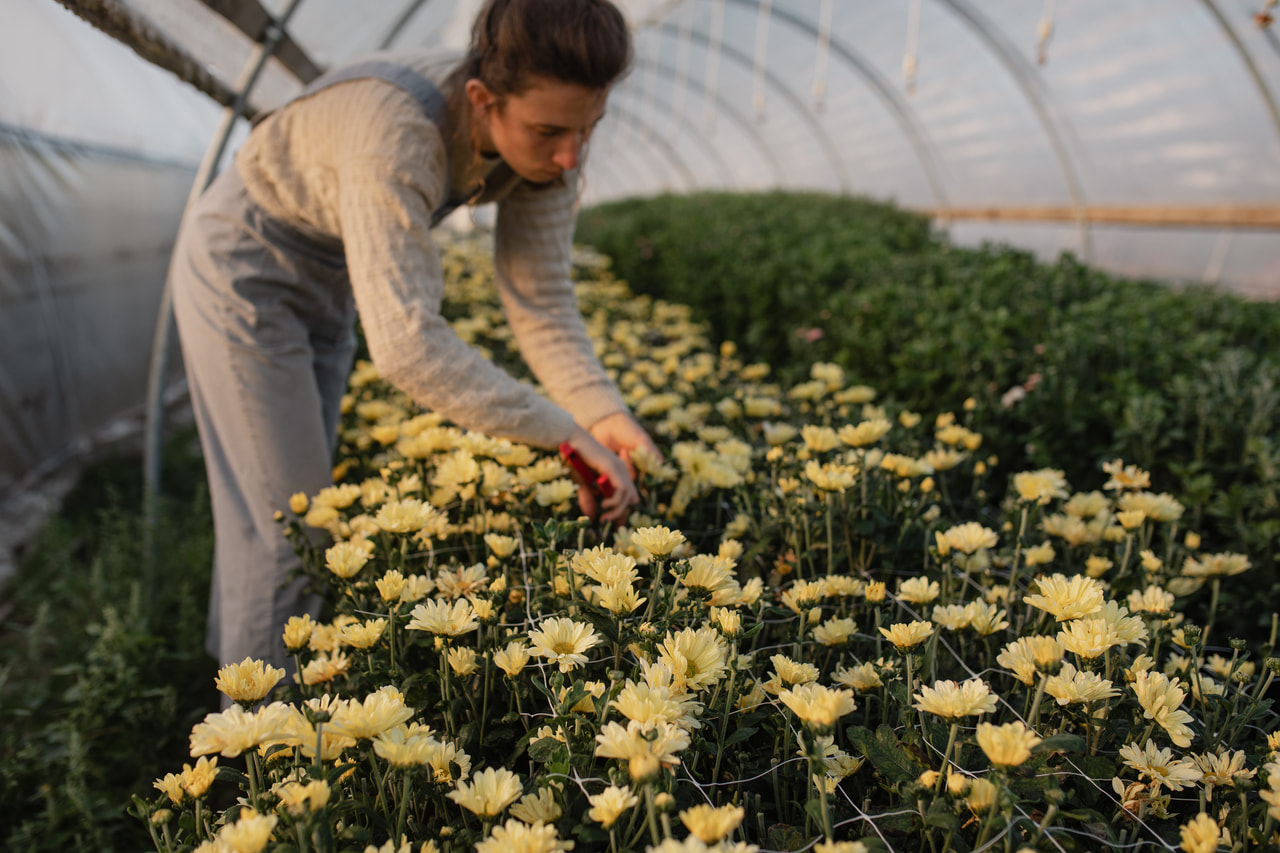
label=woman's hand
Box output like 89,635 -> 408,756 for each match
588,411 -> 662,480
565,413 -> 657,523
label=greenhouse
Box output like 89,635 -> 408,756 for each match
2,1 -> 1280,851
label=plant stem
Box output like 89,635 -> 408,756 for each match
1028,671 -> 1049,730
367,753 -> 391,825
645,785 -> 661,846
934,721 -> 959,799
396,773 -> 412,844
826,492 -> 835,576
439,652 -> 456,739
1007,506 -> 1029,606
245,750 -> 262,805
812,753 -> 834,840
1206,578 -> 1222,643
711,641 -> 740,787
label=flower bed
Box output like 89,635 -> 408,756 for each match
138,239 -> 1280,853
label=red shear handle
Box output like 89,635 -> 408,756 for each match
559,441 -> 616,499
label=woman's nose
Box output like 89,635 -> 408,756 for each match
553,134 -> 583,170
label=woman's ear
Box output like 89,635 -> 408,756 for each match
465,78 -> 497,113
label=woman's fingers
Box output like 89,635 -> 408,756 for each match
567,426 -> 639,522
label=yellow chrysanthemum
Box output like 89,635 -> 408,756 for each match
484,533 -> 520,559
533,478 -> 577,508
912,678 -> 998,718
447,767 -> 523,817
312,484 -> 361,510
679,803 -> 745,843
374,498 -> 438,534
328,686 -> 414,740
976,721 -> 1042,767
658,626 -> 728,693
1128,585 -> 1175,615
1193,749 -> 1254,802
594,720 -> 690,779
938,522 -> 998,555
804,460 -> 857,492
282,614 -> 315,651
215,658 -> 285,705
898,576 -> 940,604
1119,739 -> 1201,792
154,772 -> 185,804
448,646 -> 479,676
879,620 -> 934,650
1131,671 -> 1196,748
181,756 -> 219,798
587,785 -> 638,828
299,651 -> 352,686
680,554 -> 737,596
216,807 -> 278,853
1024,573 -> 1105,621
509,786 -> 562,824
801,424 -> 841,453
405,598 -> 479,637
339,618 -> 386,650
424,738 -> 472,784
1044,662 -> 1119,706
189,702 -> 295,757
1102,459 -> 1151,491
832,662 -> 883,691
494,640 -> 531,678
1181,552 -> 1251,578
778,683 -> 857,728
1013,469 -> 1070,505
372,724 -> 438,766
325,538 -> 375,579
838,418 -> 892,448
813,617 -> 857,646
528,617 -> 601,673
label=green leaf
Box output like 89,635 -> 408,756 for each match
923,798 -> 960,831
1035,733 -> 1086,755
724,726 -> 759,746
528,737 -> 567,764
846,724 -> 926,784
765,824 -> 807,851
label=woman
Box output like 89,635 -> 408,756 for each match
171,0 -> 657,672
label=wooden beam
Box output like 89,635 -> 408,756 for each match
196,0 -> 323,83
51,0 -> 253,116
921,205 -> 1280,230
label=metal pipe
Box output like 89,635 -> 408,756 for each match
1199,0 -> 1280,159
937,0 -> 1091,259
379,0 -> 433,50
620,45 -> 785,186
702,0 -> 725,128
730,0 -> 949,207
751,0 -> 772,120
649,18 -> 852,194
609,58 -> 757,186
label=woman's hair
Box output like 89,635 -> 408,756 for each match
466,0 -> 632,97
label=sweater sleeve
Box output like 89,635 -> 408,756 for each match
333,100 -> 576,449
493,175 -> 629,429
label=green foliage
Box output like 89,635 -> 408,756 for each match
0,429 -> 218,852
577,191 -> 1280,623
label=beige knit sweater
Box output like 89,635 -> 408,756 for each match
235,51 -> 627,450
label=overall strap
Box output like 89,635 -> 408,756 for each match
298,60 -> 449,130
294,59 -> 463,228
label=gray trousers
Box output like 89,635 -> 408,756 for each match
171,166 -> 356,671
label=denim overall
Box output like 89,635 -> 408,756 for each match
171,59 -> 477,674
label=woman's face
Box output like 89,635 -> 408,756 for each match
467,76 -> 608,184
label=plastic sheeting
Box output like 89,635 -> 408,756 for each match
2,0 -> 1279,509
